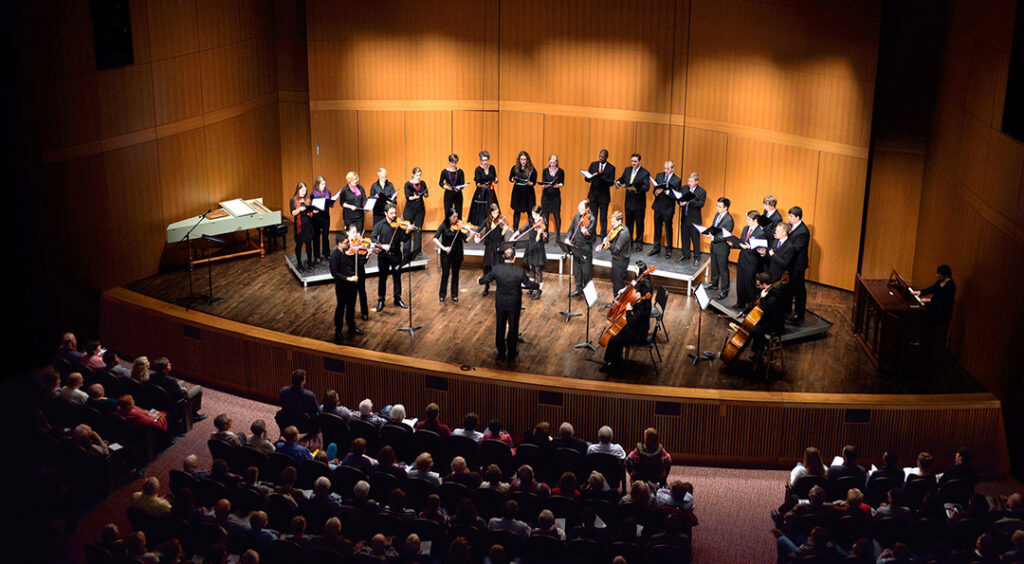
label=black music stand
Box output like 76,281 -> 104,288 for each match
396,247 -> 422,337
689,283 -> 715,365
557,240 -> 584,322
175,210 -> 212,311
199,234 -> 225,306
573,281 -> 598,352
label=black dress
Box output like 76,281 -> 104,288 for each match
370,180 -> 397,227
403,180 -> 428,254
339,185 -> 367,231
469,165 -> 499,225
440,168 -> 466,219
508,166 -> 537,212
434,221 -> 467,300
481,221 -> 506,269
540,167 -> 564,217
515,224 -> 548,268
290,198 -> 313,243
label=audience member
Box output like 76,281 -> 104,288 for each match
1003,530 -> 1024,562
550,422 -> 588,456
103,349 -> 130,378
789,446 -> 827,486
418,494 -> 446,525
130,356 -> 151,383
81,340 -> 106,371
73,423 -> 109,459
620,480 -> 653,508
275,425 -> 312,462
130,477 -> 171,517
481,419 -> 515,455
279,369 -> 320,424
488,500 -> 531,539
117,394 -> 168,432
210,458 -> 242,489
170,487 -> 204,524
872,487 -> 912,522
311,516 -> 353,555
647,512 -> 691,556
782,485 -> 834,534
532,509 -> 566,540
182,454 -> 209,480
828,444 -> 867,483
60,372 -> 88,405
510,464 -> 548,496
451,412 -> 484,443
444,456 -> 482,488
56,332 -> 82,365
655,480 -> 695,511
525,421 -> 552,447
907,451 -> 936,479
587,425 -> 626,459
149,357 -> 205,421
773,525 -> 842,563
388,403 -> 416,430
281,515 -> 313,547
375,445 -> 408,480
360,533 -> 398,561
273,466 -> 308,506
98,523 -> 126,558
869,450 -> 905,484
346,480 -> 380,515
321,389 -> 353,421
210,413 -> 246,447
241,466 -> 272,496
86,383 -> 117,411
124,530 -> 160,563
407,452 -> 442,487
450,498 -> 488,529
203,498 -> 244,535
340,438 -> 373,473
310,476 -> 342,513
551,471 -> 580,498
940,446 -> 979,485
247,419 -> 275,455
357,398 -> 386,427
480,464 -> 510,493
415,402 -> 451,437
626,427 -> 672,485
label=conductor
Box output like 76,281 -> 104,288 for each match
478,247 -> 541,363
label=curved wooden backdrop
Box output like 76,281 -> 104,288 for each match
100,287 -> 1008,474
303,0 -> 880,289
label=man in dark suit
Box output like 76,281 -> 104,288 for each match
765,222 -> 795,283
478,247 -> 540,363
786,206 -> 811,323
939,447 -> 979,485
616,153 -> 650,251
702,197 -> 734,300
279,369 -> 320,425
731,210 -> 767,309
370,203 -> 413,312
149,357 -> 205,422
677,172 -> 706,264
828,444 -> 868,484
649,160 -> 681,259
566,200 -> 596,297
550,422 -> 589,457
762,195 -> 783,248
329,232 -> 362,343
747,273 -> 788,362
585,149 -> 616,236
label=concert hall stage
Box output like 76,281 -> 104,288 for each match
106,241 -> 1007,473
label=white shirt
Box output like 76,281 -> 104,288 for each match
60,386 -> 88,406
452,428 -> 484,443
587,442 -> 626,460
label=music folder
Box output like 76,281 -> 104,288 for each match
675,189 -> 691,201
312,197 -> 327,211
748,237 -> 768,249
363,197 -> 377,211
578,169 -> 596,179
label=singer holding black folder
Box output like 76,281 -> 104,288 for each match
702,197 -> 734,301
469,151 -> 498,225
585,149 -> 616,236
370,168 -> 396,228
509,151 -> 537,230
441,154 -> 465,219
310,175 -> 333,263
540,154 -> 564,237
339,171 -> 367,232
731,210 -> 767,310
649,160 -> 680,259
403,168 -> 428,256
616,153 -> 650,252
678,172 -> 706,265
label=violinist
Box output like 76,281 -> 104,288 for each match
474,204 -> 510,297
469,150 -> 498,225
508,151 -> 537,230
345,223 -> 370,320
310,175 -> 333,263
566,200 -> 596,298
441,154 -> 466,220
370,168 -> 397,228
601,211 -> 632,298
403,167 -> 429,257
329,232 -> 361,343
339,171 -> 367,231
746,272 -> 787,363
289,182 -> 315,272
512,205 -> 548,300
433,208 -> 469,303
370,204 -> 414,312
599,260 -> 653,373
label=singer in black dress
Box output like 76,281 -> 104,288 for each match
403,167 -> 428,255
289,182 -> 315,271
474,203 -> 510,297
370,168 -> 396,228
469,150 -> 498,226
540,154 -> 564,237
441,154 -> 465,220
513,206 -> 548,300
310,175 -> 333,262
433,209 -> 468,303
508,151 -> 537,230
338,171 -> 367,232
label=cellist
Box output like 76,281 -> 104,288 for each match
599,260 -> 653,373
746,272 -> 788,363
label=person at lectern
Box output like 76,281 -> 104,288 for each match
912,264 -> 956,350
441,153 -> 465,220
310,175 -> 333,263
478,247 -> 540,363
403,167 -> 429,257
509,151 -> 537,230
469,151 -> 499,226
585,149 -> 616,236
371,204 -> 413,312
289,182 -> 315,272
339,171 -> 367,232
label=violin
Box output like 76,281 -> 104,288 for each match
346,235 -> 380,256
601,225 -> 623,250
453,220 -> 478,236
598,266 -> 656,347
389,218 -> 420,231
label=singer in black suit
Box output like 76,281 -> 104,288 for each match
616,153 -> 650,251
585,149 -> 616,236
566,200 -> 596,297
479,247 -> 541,362
765,222 -> 795,284
731,211 -> 767,310
649,161 -> 681,259
329,233 -> 361,343
677,172 -> 706,264
762,195 -> 783,248
786,206 -> 811,322
702,197 -> 734,300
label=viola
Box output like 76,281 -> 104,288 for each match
601,224 -> 623,250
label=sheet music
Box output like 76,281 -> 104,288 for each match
220,198 -> 256,217
363,197 -> 377,211
720,227 -> 732,238
748,237 -> 768,248
671,189 -> 684,199
583,280 -> 599,308
312,197 -> 327,211
694,283 -> 710,310
330,190 -> 342,201
579,169 -> 596,179
452,183 -> 469,191
693,224 -> 709,233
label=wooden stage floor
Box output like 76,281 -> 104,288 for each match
125,244 -> 985,395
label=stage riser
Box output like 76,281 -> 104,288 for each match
101,289 -> 1008,475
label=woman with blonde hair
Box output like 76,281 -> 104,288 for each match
338,171 -> 366,232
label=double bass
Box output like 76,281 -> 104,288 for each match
598,265 -> 656,347
720,273 -> 789,364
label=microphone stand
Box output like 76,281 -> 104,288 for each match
176,209 -> 211,311
396,247 -> 422,337
201,234 -> 225,306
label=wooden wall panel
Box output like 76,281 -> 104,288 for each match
860,148 -> 924,279
635,123 -> 673,241
103,142 -> 163,285
311,110 -> 359,207
542,115 -> 591,219
158,129 -> 211,229
814,153 -> 867,289
34,74 -> 101,152
197,0 -> 243,50
406,111 -> 455,228
199,36 -> 277,112
279,100 -> 313,205
356,111 -> 407,226
497,111 -> 545,213
723,136 -> 770,205
587,119 -> 637,214
452,111 -> 500,175
146,0 -> 199,60
97,64 -> 156,138
769,144 -> 819,225
151,53 -> 204,125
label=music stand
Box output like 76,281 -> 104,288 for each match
573,281 -> 599,352
557,240 -> 584,322
199,234 -> 225,306
689,283 -> 716,365
175,210 -> 212,310
396,247 -> 422,337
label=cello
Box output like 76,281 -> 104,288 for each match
720,272 -> 789,364
598,265 -> 656,347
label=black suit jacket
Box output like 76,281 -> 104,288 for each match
651,173 -> 681,215
550,437 -> 589,458
789,221 -> 810,272
617,166 -> 651,211
767,238 -> 796,282
150,370 -> 187,402
479,262 -> 540,312
678,185 -> 706,223
736,225 -> 765,271
279,386 -> 319,417
708,211 -> 734,255
586,161 -> 616,204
